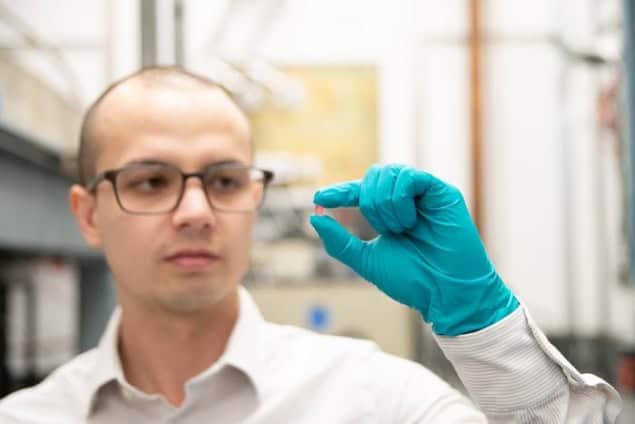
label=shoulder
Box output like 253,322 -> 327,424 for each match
260,322 -> 385,395
259,323 -> 471,419
261,322 -> 444,386
0,349 -> 99,422
262,321 -> 380,363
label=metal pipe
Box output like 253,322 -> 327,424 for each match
174,0 -> 184,66
140,0 -> 158,67
468,0 -> 483,230
624,0 -> 635,284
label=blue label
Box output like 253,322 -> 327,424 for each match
306,305 -> 331,331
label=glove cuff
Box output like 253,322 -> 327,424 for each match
429,272 -> 520,336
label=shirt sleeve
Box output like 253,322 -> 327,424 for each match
434,304 -> 623,423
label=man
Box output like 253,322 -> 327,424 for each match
0,66 -> 622,423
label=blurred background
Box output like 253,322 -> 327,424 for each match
1,0 -> 635,420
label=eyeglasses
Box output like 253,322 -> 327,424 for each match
85,162 -> 274,214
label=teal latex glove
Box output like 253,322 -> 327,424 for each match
310,164 -> 519,336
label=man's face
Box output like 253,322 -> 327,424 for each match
70,81 -> 255,314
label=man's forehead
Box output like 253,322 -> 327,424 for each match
94,76 -> 251,139
110,71 -> 224,98
99,75 -> 240,116
88,75 -> 252,171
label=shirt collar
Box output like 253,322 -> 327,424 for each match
81,286 -> 267,418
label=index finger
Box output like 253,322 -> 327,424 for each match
313,180 -> 361,208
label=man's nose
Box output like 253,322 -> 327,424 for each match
171,178 -> 216,231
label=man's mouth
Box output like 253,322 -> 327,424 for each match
165,250 -> 220,269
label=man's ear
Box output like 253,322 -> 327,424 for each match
69,184 -> 103,249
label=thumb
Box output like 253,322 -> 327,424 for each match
310,214 -> 367,274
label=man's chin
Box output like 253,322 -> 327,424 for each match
158,282 -> 238,315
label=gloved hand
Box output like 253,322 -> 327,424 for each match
310,164 -> 519,336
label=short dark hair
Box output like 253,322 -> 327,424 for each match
77,65 -> 237,185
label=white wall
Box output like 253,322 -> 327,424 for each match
481,0 -> 569,334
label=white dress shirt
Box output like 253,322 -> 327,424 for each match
0,287 -> 622,423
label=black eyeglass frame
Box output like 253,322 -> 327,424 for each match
85,163 -> 275,215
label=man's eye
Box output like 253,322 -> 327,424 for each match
147,177 -> 167,187
209,175 -> 245,191
216,177 -> 239,188
133,176 -> 169,190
